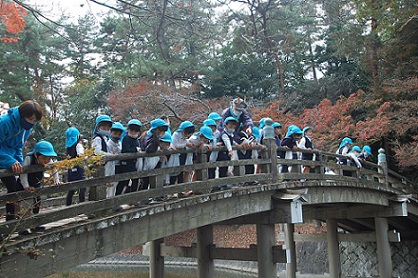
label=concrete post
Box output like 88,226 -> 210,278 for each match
326,219 -> 341,278
375,217 -> 392,278
197,225 -> 214,278
149,238 -> 164,278
257,224 -> 277,278
284,223 -> 296,278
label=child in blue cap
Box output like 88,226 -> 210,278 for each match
18,141 -> 61,234
336,137 -> 354,176
106,122 -> 125,197
280,125 -> 303,173
140,119 -> 169,190
92,115 -> 112,155
117,120 -> 141,195
169,121 -> 195,185
217,117 -> 242,181
298,126 -> 314,174
65,127 -> 87,206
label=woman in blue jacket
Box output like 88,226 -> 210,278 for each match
0,100 -> 43,221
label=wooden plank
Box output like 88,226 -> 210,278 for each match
305,187 -> 390,206
303,202 -> 408,220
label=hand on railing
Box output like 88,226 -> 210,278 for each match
11,161 -> 23,173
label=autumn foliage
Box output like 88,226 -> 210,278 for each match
252,78 -> 418,173
107,81 -> 229,128
0,0 -> 27,43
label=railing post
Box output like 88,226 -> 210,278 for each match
378,148 -> 389,186
317,152 -> 325,175
196,149 -> 209,193
88,166 -> 106,201
263,118 -> 278,183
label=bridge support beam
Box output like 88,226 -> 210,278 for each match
326,219 -> 341,278
257,224 -> 277,278
197,225 -> 214,278
284,223 -> 296,278
375,217 -> 392,278
149,238 -> 165,278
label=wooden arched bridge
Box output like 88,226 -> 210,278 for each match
0,139 -> 417,278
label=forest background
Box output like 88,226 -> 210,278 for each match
0,0 -> 417,182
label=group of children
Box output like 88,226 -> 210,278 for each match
336,137 -> 372,174
1,103 -> 373,231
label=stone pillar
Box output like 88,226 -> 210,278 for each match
284,223 -> 296,278
197,225 -> 214,278
149,238 -> 164,278
257,224 -> 277,278
377,148 -> 389,186
263,118 -> 278,183
326,219 -> 341,278
375,217 -> 392,278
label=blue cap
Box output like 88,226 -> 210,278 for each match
252,127 -> 261,138
272,122 -> 282,128
224,116 -> 238,124
363,145 -> 372,155
176,121 -> 194,132
159,132 -> 172,143
340,137 -> 353,148
286,125 -> 303,137
95,115 -> 112,127
128,119 -> 142,127
150,119 -> 169,130
66,127 -> 80,148
208,112 -> 222,121
200,126 -> 214,140
111,122 -> 125,132
94,115 -> 112,134
203,119 -> 217,126
352,146 -> 361,152
29,141 -> 57,157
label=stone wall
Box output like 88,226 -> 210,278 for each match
294,240 -> 418,277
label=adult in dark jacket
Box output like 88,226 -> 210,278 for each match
0,100 -> 43,221
219,98 -> 254,136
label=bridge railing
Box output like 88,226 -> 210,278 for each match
0,140 -> 415,238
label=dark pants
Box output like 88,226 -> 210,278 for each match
2,176 -> 21,221
116,164 -> 139,195
237,150 -> 254,175
217,151 -> 231,178
169,153 -> 187,185
66,188 -> 86,206
66,167 -> 86,206
2,176 -> 41,220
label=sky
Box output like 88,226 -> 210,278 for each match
27,0 -> 113,20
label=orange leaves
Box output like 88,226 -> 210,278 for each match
251,90 -> 392,150
0,0 -> 27,43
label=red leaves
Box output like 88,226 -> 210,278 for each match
0,0 -> 27,43
107,81 -> 226,126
